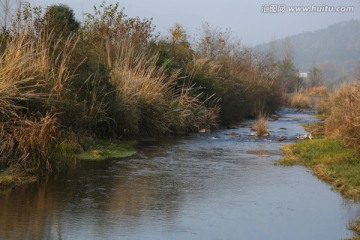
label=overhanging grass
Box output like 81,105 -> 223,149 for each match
76,140 -> 137,161
0,170 -> 37,193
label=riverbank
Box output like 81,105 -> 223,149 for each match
0,139 -> 137,192
1,2 -> 285,183
1,107 -> 357,240
277,121 -> 360,239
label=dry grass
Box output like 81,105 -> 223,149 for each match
107,39 -> 219,135
0,31 -> 78,118
107,40 -> 176,135
173,80 -> 219,131
0,34 -> 45,118
253,112 -> 268,136
304,86 -> 329,96
0,113 -> 57,172
0,113 -> 78,173
0,29 -> 79,173
325,83 -> 360,152
289,92 -> 311,109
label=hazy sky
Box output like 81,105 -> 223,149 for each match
27,0 -> 360,46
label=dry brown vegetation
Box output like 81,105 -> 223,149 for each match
0,3 -> 222,175
253,112 -> 268,136
0,26 -> 79,173
304,86 -> 329,96
289,92 -> 311,108
324,83 -> 360,152
0,2 -> 284,178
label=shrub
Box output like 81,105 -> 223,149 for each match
325,83 -> 360,152
43,4 -> 80,38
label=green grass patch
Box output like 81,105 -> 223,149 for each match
76,140 -> 137,161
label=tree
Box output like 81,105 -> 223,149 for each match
44,4 -> 80,38
283,37 -> 293,62
165,23 -> 193,65
82,2 -> 155,46
197,22 -> 231,58
170,23 -> 187,45
277,38 -> 303,92
277,58 -> 302,92
0,0 -> 21,29
354,60 -> 360,82
308,65 -> 323,87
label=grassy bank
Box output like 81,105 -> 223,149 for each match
278,138 -> 360,239
278,139 -> 360,200
278,89 -> 360,239
0,139 -> 136,190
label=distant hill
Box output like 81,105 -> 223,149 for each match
255,20 -> 360,83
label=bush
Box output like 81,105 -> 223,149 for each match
325,83 -> 360,152
44,4 -> 80,38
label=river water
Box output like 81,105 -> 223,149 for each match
0,108 -> 359,240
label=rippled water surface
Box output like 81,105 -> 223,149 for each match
1,108 -> 360,240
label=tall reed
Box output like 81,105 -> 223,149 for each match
107,39 -> 219,135
0,28 -> 79,172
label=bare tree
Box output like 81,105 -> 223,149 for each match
308,65 -> 323,87
277,38 -> 303,92
268,37 -> 278,62
196,22 -> 232,58
0,0 -> 21,29
283,37 -> 294,62
354,60 -> 360,82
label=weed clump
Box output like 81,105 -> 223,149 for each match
253,112 -> 269,136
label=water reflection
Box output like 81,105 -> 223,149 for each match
0,108 -> 360,240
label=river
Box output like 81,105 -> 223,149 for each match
0,108 -> 359,240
